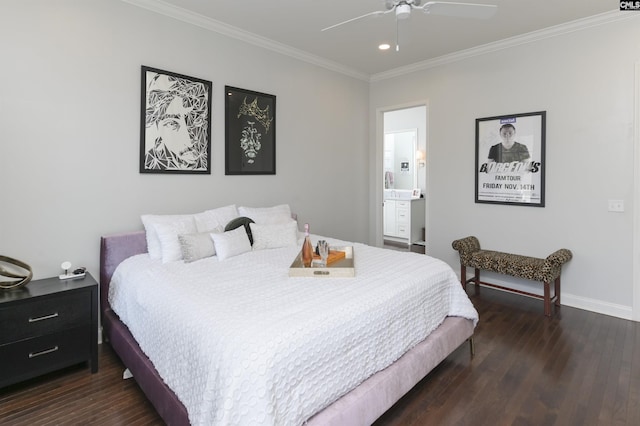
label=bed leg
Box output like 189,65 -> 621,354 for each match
468,337 -> 475,357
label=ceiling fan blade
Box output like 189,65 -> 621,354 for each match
419,2 -> 497,19
321,9 -> 392,32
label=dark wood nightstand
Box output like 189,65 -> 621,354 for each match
0,273 -> 98,388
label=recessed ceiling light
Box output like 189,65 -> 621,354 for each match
379,43 -> 391,51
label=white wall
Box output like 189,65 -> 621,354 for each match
370,15 -> 640,318
0,0 -> 369,280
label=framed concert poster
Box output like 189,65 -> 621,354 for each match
475,111 -> 546,207
225,86 -> 276,175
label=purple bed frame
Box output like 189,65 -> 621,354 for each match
100,231 -> 474,426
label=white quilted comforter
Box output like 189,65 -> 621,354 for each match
109,235 -> 478,426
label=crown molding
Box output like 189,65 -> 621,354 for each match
123,2 -> 637,85
122,0 -> 370,82
370,10 -> 638,82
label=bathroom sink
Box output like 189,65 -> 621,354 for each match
384,189 -> 413,200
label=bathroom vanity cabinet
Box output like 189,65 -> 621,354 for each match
383,198 -> 425,246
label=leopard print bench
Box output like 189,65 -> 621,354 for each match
452,236 -> 572,317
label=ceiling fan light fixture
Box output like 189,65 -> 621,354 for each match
396,4 -> 411,20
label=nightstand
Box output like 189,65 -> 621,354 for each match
0,273 -> 98,388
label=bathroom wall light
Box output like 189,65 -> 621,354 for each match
416,150 -> 426,167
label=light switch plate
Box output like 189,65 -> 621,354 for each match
608,199 -> 624,212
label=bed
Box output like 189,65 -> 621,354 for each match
100,208 -> 478,426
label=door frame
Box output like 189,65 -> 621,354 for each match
375,101 -> 429,248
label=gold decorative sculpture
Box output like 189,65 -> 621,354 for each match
0,255 -> 33,289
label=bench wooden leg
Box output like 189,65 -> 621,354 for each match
474,268 -> 480,295
555,276 -> 561,307
460,265 -> 466,290
544,281 -> 551,317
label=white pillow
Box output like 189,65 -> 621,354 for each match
141,214 -> 195,260
250,221 -> 298,251
238,204 -> 292,225
194,205 -> 239,232
178,226 -> 223,263
154,217 -> 198,263
210,226 -> 252,261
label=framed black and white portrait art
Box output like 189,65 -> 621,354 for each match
475,111 -> 546,207
225,86 -> 276,175
140,66 -> 212,174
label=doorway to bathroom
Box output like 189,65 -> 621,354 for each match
382,105 -> 427,252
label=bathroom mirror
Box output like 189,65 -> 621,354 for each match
383,129 -> 417,191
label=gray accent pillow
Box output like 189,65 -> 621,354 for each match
178,227 -> 221,263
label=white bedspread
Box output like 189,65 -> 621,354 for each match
109,235 -> 478,426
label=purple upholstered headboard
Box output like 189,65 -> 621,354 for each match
99,231 -> 147,317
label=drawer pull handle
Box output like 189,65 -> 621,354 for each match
29,346 -> 59,358
28,312 -> 59,322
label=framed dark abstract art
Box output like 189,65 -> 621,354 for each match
225,86 -> 276,175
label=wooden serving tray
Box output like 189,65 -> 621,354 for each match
289,246 -> 354,277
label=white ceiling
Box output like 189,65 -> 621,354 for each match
127,0 -> 620,79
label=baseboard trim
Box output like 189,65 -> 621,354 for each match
561,293 -> 632,321
383,239 -> 409,248
459,273 -> 633,321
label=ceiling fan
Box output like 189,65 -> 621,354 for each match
321,1 -> 497,51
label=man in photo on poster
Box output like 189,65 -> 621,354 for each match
487,123 -> 530,163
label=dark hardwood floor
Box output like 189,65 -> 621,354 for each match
2,286 -> 640,426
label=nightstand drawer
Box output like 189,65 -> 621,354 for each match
0,291 -> 91,345
0,326 -> 91,387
